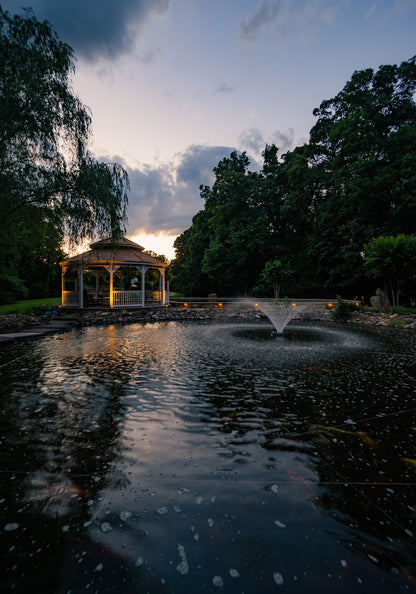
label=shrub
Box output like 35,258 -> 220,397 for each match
329,296 -> 353,322
391,306 -> 415,315
0,273 -> 28,305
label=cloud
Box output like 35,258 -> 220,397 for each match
269,127 -> 294,153
237,0 -> 342,45
2,0 -> 169,61
238,0 -> 283,43
114,145 -> 235,237
175,145 -> 234,186
238,127 -> 295,158
394,0 -> 416,14
123,136 -> 301,239
238,128 -> 265,155
365,3 -> 378,20
214,82 -> 235,94
138,46 -> 163,65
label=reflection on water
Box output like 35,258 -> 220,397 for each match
0,320 -> 416,593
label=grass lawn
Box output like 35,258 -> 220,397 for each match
0,297 -> 62,315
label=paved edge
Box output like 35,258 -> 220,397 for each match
0,319 -> 80,345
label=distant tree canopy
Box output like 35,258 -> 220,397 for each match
171,57 -> 416,302
0,8 -> 129,302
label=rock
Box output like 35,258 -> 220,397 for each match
370,288 -> 391,313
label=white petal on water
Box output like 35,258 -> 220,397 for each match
156,506 -> 168,515
4,523 -> 19,532
340,560 -> 347,568
271,484 -> 279,493
211,496 -> 216,503
368,554 -> 379,563
178,488 -> 190,495
94,563 -> 103,572
62,525 -> 70,533
100,522 -> 112,533
274,520 -> 286,528
212,575 -> 223,587
208,518 -> 215,527
119,511 -> 132,521
176,544 -> 189,575
194,533 -> 199,541
195,496 -> 204,504
273,572 -> 284,586
135,556 -> 144,567
173,505 -> 182,513
229,568 -> 240,578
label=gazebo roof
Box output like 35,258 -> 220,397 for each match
61,236 -> 168,269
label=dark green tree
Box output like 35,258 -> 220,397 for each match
171,210 -> 212,296
0,8 -> 129,301
309,57 -> 416,294
171,58 -> 416,300
277,144 -> 323,295
254,258 -> 294,298
201,151 -> 271,295
15,210 -> 65,298
363,234 -> 416,306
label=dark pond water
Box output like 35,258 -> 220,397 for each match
0,320 -> 416,593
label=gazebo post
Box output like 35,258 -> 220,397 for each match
109,267 -> 114,308
160,270 -> 166,305
140,265 -> 146,308
61,265 -> 65,295
104,264 -> 120,308
79,265 -> 84,309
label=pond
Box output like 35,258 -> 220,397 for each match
0,320 -> 415,593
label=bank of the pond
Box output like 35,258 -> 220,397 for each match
0,306 -> 415,345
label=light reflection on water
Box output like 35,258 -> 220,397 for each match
0,320 -> 416,593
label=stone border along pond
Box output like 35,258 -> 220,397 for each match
0,305 -> 415,344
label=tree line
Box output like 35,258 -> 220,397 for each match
171,57 -> 416,305
0,8 -> 129,304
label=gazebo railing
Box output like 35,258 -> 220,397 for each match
62,290 -> 80,307
62,289 -> 166,308
113,290 -> 143,307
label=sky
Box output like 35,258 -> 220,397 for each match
3,0 -> 416,259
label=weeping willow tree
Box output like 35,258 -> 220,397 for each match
0,8 -> 129,300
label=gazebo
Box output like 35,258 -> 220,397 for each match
60,236 -> 169,309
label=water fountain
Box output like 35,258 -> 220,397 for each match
255,299 -> 304,335
238,298 -> 328,335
